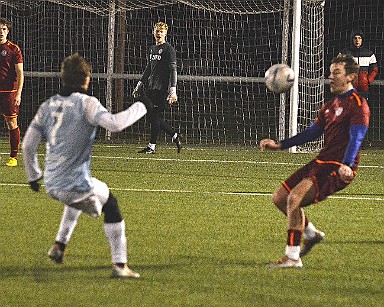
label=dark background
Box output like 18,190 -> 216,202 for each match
1,0 -> 382,147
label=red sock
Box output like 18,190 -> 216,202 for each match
286,229 -> 302,246
9,127 -> 20,158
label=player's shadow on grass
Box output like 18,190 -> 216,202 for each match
0,264 -> 113,283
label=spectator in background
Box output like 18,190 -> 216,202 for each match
340,30 -> 378,100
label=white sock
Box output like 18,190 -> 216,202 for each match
104,220 -> 127,264
55,206 -> 81,244
285,245 -> 301,260
304,222 -> 318,239
148,143 -> 156,150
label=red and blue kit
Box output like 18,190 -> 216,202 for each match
1,40 -> 23,92
315,91 -> 370,164
0,40 -> 23,117
283,90 -> 370,203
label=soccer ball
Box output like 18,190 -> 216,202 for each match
265,64 -> 295,93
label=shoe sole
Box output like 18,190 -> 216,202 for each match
111,269 -> 140,279
137,151 -> 155,154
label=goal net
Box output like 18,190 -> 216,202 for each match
1,0 -> 380,150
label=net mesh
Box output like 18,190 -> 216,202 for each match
0,0 -> 382,149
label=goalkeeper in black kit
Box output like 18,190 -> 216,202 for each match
134,21 -> 182,154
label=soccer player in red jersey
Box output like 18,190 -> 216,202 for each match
259,54 -> 370,268
0,18 -> 24,166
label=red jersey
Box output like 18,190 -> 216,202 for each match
315,91 -> 370,165
0,40 -> 23,92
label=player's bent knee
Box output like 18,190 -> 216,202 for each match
272,187 -> 288,206
271,191 -> 282,206
102,193 -> 123,223
286,192 -> 303,210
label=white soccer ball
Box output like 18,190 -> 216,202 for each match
265,64 -> 295,93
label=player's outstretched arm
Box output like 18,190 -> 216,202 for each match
259,139 -> 281,151
88,98 -> 147,133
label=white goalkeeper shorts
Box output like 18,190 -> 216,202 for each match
48,178 -> 110,218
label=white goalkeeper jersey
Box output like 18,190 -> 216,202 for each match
23,92 -> 147,193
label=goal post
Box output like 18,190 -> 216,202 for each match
291,0 -> 326,153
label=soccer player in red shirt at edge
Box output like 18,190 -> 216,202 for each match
260,54 -> 370,268
0,18 -> 24,167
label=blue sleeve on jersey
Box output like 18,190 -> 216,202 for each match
342,124 -> 368,167
280,123 -> 323,150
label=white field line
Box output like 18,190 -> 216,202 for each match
1,183 -> 383,201
4,150 -> 382,200
2,150 -> 382,169
93,155 -> 383,169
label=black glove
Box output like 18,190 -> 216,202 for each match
29,176 -> 43,192
132,81 -> 144,99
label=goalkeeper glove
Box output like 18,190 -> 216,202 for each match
167,87 -> 177,105
132,81 -> 144,99
29,176 -> 43,192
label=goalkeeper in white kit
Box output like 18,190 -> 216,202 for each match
22,53 -> 148,278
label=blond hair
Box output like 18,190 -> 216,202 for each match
154,22 -> 168,31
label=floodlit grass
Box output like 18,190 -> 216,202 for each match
1,143 -> 383,306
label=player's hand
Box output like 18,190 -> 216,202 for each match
259,139 -> 281,151
29,176 -> 43,192
132,81 -> 144,99
167,87 -> 177,105
338,164 -> 354,184
14,94 -> 22,107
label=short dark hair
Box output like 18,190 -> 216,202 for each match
60,53 -> 91,87
332,54 -> 359,75
0,18 -> 12,31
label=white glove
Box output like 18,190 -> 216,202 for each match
167,87 -> 177,105
132,81 -> 144,99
